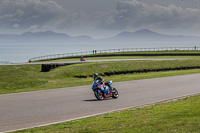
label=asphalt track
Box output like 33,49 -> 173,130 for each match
0,58 -> 183,65
0,74 -> 200,132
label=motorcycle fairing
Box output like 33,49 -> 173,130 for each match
92,80 -> 112,95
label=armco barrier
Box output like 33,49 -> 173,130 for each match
41,63 -> 83,72
0,61 -> 12,64
30,46 -> 200,62
74,66 -> 200,78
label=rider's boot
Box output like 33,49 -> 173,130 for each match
109,87 -> 114,93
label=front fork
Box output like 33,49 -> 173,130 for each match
105,83 -> 113,92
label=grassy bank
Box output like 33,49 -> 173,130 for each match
35,50 -> 200,62
2,52 -> 200,132
13,94 -> 200,133
38,56 -> 200,62
1,59 -> 200,94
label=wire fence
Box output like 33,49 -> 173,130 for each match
0,61 -> 12,64
29,46 -> 200,61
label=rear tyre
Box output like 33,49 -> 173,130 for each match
94,90 -> 104,100
112,88 -> 119,99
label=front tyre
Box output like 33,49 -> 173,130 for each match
112,88 -> 119,99
94,90 -> 104,100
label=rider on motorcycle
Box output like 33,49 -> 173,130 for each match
93,73 -> 104,82
93,73 -> 113,92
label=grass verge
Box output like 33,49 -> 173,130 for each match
37,56 -> 198,62
1,59 -> 200,94
13,94 -> 200,133
35,51 -> 200,63
2,53 -> 200,132
34,50 -> 200,62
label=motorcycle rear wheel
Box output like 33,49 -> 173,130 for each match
112,88 -> 119,99
94,90 -> 104,100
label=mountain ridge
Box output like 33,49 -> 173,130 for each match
0,29 -> 200,43
105,29 -> 200,42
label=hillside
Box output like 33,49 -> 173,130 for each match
1,29 -> 200,43
0,31 -> 93,43
104,29 -> 200,42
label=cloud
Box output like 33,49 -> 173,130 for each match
0,0 -> 98,33
99,0 -> 200,30
0,0 -> 68,30
1,0 -> 200,36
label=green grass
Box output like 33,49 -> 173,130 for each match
34,50 -> 200,62
38,56 -> 199,62
13,94 -> 200,133
2,52 -> 200,132
1,59 -> 200,94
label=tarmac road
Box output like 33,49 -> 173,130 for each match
0,73 -> 200,132
0,58 -> 183,65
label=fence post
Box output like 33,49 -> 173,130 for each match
29,46 -> 200,61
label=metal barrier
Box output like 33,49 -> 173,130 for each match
29,46 -> 200,61
0,61 -> 12,64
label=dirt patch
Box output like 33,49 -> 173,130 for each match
99,64 -> 108,68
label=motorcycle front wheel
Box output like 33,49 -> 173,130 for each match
94,90 -> 104,100
112,88 -> 119,99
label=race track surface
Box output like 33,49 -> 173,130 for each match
0,74 -> 200,132
0,58 -> 182,65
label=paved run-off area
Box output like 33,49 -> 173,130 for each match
0,74 -> 200,132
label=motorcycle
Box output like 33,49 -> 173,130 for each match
92,80 -> 119,100
80,56 -> 85,61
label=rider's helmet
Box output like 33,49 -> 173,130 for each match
93,73 -> 99,80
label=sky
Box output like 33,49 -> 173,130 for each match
1,0 -> 200,38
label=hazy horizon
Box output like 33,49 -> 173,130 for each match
1,0 -> 200,39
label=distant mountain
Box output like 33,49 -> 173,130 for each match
104,29 -> 200,42
21,31 -> 70,38
0,29 -> 200,43
116,29 -> 162,38
0,31 -> 93,43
